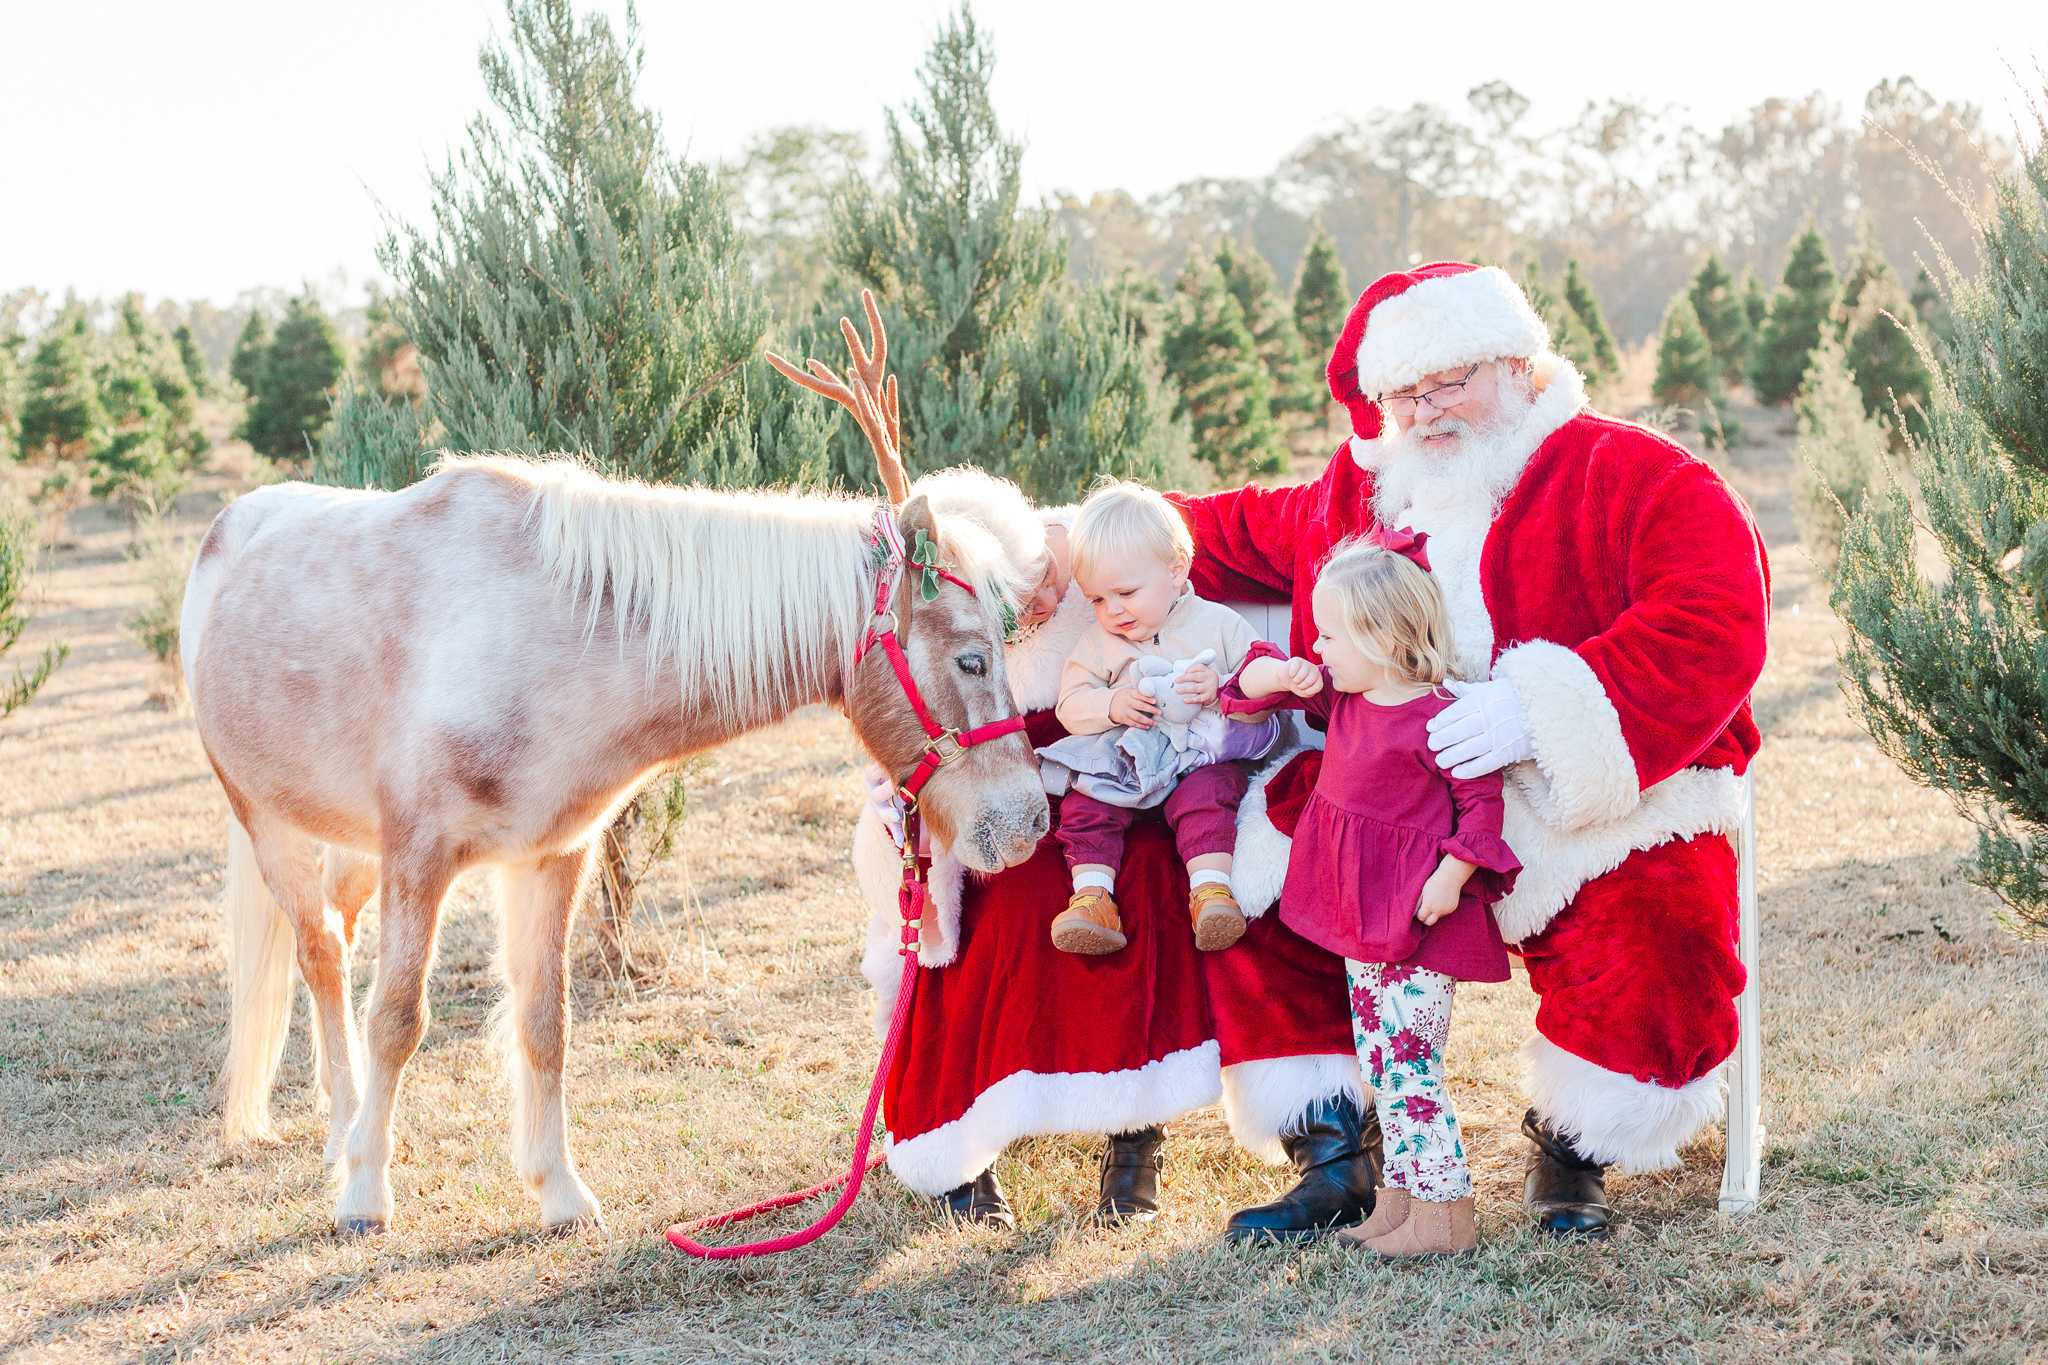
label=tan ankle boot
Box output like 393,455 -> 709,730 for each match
1337,1187 -> 1409,1246
1052,889 -> 1127,954
1189,884 -> 1246,951
1363,1195 -> 1475,1257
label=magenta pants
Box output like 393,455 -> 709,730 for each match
1056,761 -> 1249,871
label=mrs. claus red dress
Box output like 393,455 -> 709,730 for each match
852,522 -> 1358,1198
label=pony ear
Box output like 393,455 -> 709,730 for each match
897,493 -> 937,545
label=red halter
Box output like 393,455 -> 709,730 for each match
853,506 -> 1029,803
666,504 -> 1029,1260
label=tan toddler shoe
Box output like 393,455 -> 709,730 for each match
1362,1194 -> 1476,1258
1052,889 -> 1127,954
1190,883 -> 1246,951
1336,1187 -> 1409,1247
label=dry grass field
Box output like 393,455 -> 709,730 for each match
4,412 -> 2047,1363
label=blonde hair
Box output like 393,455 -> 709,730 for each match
1068,479 -> 1193,585
1316,537 -> 1459,687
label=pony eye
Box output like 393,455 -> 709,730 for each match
956,652 -> 987,677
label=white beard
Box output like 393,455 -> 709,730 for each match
1366,392 -> 1541,528
1350,358 -> 1586,680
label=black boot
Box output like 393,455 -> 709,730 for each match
938,1166 -> 1015,1231
1096,1127 -> 1165,1226
1222,1095 -> 1380,1244
1522,1108 -> 1611,1238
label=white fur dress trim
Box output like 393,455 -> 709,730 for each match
1220,1053 -> 1368,1165
1521,1033 -> 1725,1173
1353,266 -> 1551,399
883,1041 -> 1224,1196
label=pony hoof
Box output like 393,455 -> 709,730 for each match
336,1217 -> 386,1238
542,1214 -> 605,1237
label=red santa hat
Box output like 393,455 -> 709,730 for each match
1326,262 -> 1550,440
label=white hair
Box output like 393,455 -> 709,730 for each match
910,466 -> 1048,581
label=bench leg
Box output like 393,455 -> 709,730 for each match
1719,768 -> 1764,1214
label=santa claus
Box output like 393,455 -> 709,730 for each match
1176,260 -> 1768,1234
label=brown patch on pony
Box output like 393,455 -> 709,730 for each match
195,513 -> 231,564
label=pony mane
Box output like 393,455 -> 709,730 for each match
437,454 -> 1021,726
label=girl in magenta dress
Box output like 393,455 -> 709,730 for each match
1225,532 -> 1520,1258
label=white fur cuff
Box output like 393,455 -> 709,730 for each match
1219,1053 -> 1366,1165
1521,1033 -> 1724,1173
1493,640 -> 1639,833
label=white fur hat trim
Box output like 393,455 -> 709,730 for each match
1355,266 -> 1550,398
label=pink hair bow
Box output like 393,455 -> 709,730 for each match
1368,524 -> 1432,572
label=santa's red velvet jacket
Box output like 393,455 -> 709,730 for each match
1171,362 -> 1770,943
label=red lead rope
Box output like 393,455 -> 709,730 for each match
664,857 -> 922,1258
665,509 -> 1025,1259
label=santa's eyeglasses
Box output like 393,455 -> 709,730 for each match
1378,364 -> 1481,416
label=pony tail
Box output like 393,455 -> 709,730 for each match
220,816 -> 297,1142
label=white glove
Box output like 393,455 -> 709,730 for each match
863,762 -> 906,850
1424,677 -> 1535,778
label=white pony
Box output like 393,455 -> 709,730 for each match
184,306 -> 1046,1235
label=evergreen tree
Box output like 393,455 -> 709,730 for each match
1834,105 -> 2048,935
0,328 -> 19,464
1688,252 -> 1750,388
1740,268 -> 1770,341
1911,267 -> 1955,350
17,310 -> 106,462
1838,233 -> 1933,443
245,292 -> 345,463
1792,333 -> 1890,575
228,311 -> 268,400
1521,259 -> 1597,381
111,294 -> 204,462
1162,247 -> 1281,480
1291,223 -> 1348,371
1562,259 -> 1619,385
822,7 -> 1186,501
173,324 -> 211,397
1,496 -> 67,721
1750,217 -> 1838,406
322,0 -> 823,492
1653,294 -> 1718,410
1653,293 -> 1738,448
357,287 -> 422,402
1215,235 -> 1312,420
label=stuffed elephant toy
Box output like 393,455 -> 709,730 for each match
1134,649 -> 1217,725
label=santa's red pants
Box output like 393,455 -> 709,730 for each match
1515,832 -> 1746,1087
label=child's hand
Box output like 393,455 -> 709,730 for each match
1175,661 -> 1220,707
1416,856 -> 1477,926
1109,687 -> 1161,729
1282,658 -> 1323,697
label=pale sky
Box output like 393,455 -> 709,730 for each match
3,0 -> 2040,307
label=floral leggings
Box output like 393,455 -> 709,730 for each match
1345,960 -> 1471,1202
